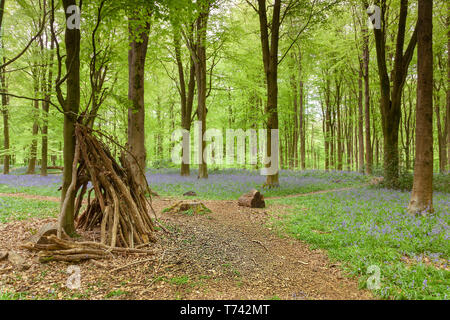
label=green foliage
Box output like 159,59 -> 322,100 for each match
105,289 -> 128,298
169,275 -> 190,286
0,0 -> 447,176
375,171 -> 450,193
271,188 -> 450,300
0,184 -> 61,197
0,290 -> 29,300
0,196 -> 59,223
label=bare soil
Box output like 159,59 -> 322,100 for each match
0,197 -> 373,300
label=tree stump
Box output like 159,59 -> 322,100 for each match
238,189 -> 265,208
163,201 -> 211,215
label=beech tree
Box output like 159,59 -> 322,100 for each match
408,0 -> 433,215
0,43 -> 9,175
127,7 -> 152,187
172,18 -> 196,176
368,0 -> 418,188
181,0 -> 212,179
55,0 -> 81,235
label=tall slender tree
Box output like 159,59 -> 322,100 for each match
408,0 -> 433,215
362,26 -> 372,175
173,27 -> 195,176
254,0 -> 281,186
193,0 -> 210,179
447,2 -> 450,172
0,55 -> 9,175
57,0 -> 81,235
369,0 -> 418,188
127,9 -> 151,186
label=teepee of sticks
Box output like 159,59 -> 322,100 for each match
59,124 -> 156,248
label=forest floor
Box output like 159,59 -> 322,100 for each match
0,169 -> 448,300
0,194 -> 373,300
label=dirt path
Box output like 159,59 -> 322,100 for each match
0,197 -> 373,300
0,193 -> 60,202
264,184 -> 370,200
151,199 -> 373,299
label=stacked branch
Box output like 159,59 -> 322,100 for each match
62,124 -> 156,248
21,235 -> 154,263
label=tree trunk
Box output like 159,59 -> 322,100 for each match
156,98 -> 163,159
60,0 -> 81,236
174,31 -> 195,176
290,58 -> 298,169
346,95 -> 353,171
362,26 -> 372,175
299,77 -> 305,170
330,108 -> 335,170
402,83 -> 414,171
336,79 -> 343,171
435,94 -> 446,173
355,116 -> 358,172
1,55 -> 9,174
41,32 -> 54,177
257,0 -> 281,186
0,2 -> 6,172
372,0 -> 417,188
447,6 -> 450,172
194,6 -> 210,179
297,47 -> 306,170
324,80 -> 331,171
0,0 -> 5,34
127,14 -> 150,186
408,0 -> 433,215
358,67 -> 365,173
27,67 -> 40,175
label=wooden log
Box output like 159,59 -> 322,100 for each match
27,222 -> 58,245
39,248 -> 108,256
39,253 -> 110,263
238,189 -> 265,208
47,166 -> 64,171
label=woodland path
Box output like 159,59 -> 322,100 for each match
0,191 -> 374,300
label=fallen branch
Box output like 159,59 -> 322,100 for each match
23,235 -> 154,263
110,257 -> 156,273
39,253 -> 110,263
251,240 -> 269,252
